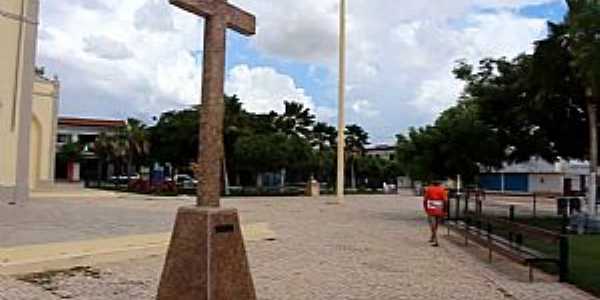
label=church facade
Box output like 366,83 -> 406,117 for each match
30,73 -> 59,189
0,0 -> 41,203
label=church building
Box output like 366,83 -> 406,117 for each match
1,0 -> 55,204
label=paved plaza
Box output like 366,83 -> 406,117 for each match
0,192 -> 597,300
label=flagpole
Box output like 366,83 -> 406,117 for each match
336,0 -> 347,204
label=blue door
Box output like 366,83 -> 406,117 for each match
504,174 -> 528,192
480,174 -> 502,191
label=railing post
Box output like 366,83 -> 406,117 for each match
516,233 -> 523,250
455,194 -> 461,221
509,205 -> 515,221
487,223 -> 493,263
562,212 -> 569,235
465,217 -> 470,246
559,235 -> 570,283
533,193 -> 537,218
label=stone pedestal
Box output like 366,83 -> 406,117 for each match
157,206 -> 256,300
305,179 -> 320,197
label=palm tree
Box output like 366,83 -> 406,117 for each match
93,133 -> 115,181
124,118 -> 150,179
272,101 -> 316,187
312,122 -> 337,149
274,101 -> 316,138
345,124 -> 370,189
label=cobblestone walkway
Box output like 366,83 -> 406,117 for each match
0,194 -> 596,299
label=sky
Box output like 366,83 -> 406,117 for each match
37,0 -> 567,144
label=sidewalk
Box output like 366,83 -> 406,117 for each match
1,194 -> 597,299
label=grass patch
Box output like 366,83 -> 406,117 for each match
570,235 -> 600,297
463,215 -> 600,297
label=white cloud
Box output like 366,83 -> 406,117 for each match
225,65 -> 314,114
38,0 -> 205,119
134,0 -> 175,32
83,35 -> 134,60
235,0 -> 554,141
37,0 -> 559,142
351,99 -> 379,117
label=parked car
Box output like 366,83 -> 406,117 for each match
170,174 -> 198,189
109,174 -> 140,185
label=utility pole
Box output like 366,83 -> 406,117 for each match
335,0 -> 347,204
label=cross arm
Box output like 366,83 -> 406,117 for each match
225,3 -> 256,36
169,0 -> 256,36
170,0 -> 215,18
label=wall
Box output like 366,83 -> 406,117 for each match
0,0 -> 39,203
529,174 -> 564,195
29,76 -> 58,188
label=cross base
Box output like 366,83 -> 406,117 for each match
157,206 -> 256,300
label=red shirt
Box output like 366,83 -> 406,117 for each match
425,185 -> 448,201
424,185 -> 448,217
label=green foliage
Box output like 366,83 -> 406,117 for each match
567,0 -> 600,93
356,156 -> 385,189
395,102 -> 503,182
396,1 -> 600,185
274,101 -> 316,138
345,124 -> 369,153
57,142 -> 83,163
234,133 -> 289,174
149,107 -> 199,169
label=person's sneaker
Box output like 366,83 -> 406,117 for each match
431,243 -> 439,247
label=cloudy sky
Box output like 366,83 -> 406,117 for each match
37,0 -> 567,143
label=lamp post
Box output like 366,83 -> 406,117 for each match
335,0 -> 347,204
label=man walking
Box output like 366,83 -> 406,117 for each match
423,181 -> 448,247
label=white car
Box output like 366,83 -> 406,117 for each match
173,174 -> 198,189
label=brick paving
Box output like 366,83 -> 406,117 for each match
0,193 -> 597,299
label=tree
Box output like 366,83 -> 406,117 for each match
93,133 -> 118,180
528,0 -> 600,214
454,56 -> 562,163
224,95 -> 253,186
57,142 -> 83,164
311,122 -> 337,183
124,118 -> 150,177
345,124 -> 370,189
565,0 -> 600,214
395,100 -> 505,183
234,133 -> 289,188
274,101 -> 315,138
149,107 -> 199,171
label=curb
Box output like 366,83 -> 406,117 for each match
0,223 -> 274,276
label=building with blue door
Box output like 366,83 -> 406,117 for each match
479,158 -> 589,195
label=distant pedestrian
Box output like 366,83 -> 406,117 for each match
423,181 -> 448,247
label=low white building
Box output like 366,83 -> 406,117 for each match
480,158 -> 589,195
365,145 -> 395,161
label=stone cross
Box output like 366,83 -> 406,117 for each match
170,0 -> 256,207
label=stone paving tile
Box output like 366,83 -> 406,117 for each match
0,197 -> 186,247
0,194 -> 597,299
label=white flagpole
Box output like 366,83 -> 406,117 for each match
336,0 -> 347,204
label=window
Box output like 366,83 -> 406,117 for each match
57,134 -> 72,144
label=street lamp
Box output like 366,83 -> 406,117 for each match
336,0 -> 347,204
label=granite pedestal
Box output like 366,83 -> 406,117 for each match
157,206 -> 256,300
